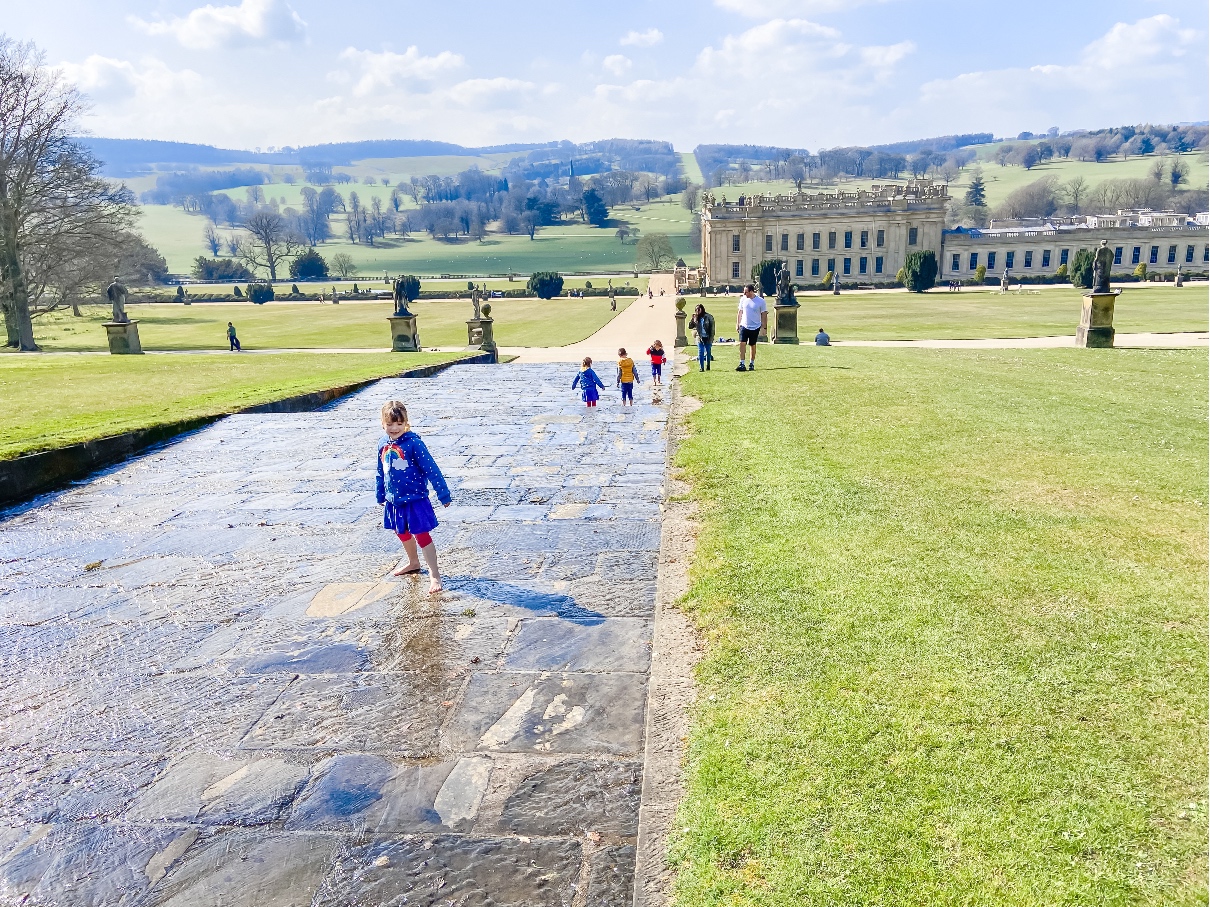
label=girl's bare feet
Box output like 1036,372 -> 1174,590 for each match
428,579 -> 443,595
393,559 -> 421,576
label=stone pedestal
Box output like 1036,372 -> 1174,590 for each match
674,310 -> 688,348
388,314 -> 420,352
1076,291 -> 1118,348
104,321 -> 143,355
466,318 -> 498,362
772,304 -> 799,344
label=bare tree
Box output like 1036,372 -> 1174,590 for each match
636,233 -> 675,271
1,37 -> 139,349
240,211 -> 303,280
681,185 -> 699,212
203,224 -> 221,256
330,252 -> 356,279
1062,175 -> 1088,213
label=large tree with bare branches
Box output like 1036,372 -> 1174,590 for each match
1,36 -> 141,350
239,210 -> 304,280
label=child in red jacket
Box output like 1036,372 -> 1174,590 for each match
646,340 -> 667,386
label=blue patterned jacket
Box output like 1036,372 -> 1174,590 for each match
375,432 -> 452,506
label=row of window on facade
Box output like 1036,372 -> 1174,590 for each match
950,243 -> 1208,272
728,256 -> 887,280
732,228 -> 920,255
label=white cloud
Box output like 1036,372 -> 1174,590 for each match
714,0 -> 892,17
335,47 -> 465,96
130,0 -> 306,50
910,15 -> 1203,136
602,54 -> 633,77
59,55 -> 203,105
620,28 -> 664,47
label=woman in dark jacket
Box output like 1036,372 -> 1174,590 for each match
689,304 -> 715,371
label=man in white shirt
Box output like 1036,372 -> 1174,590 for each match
735,284 -> 767,371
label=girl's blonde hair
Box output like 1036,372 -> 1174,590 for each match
380,400 -> 410,430
582,356 -> 593,367
652,339 -> 664,349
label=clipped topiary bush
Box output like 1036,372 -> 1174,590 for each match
289,249 -> 329,281
751,259 -> 781,297
246,281 -> 274,304
1070,248 -> 1094,288
974,263 -> 987,285
902,251 -> 938,293
528,271 -> 564,299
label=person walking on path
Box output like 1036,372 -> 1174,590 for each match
689,304 -> 715,371
736,284 -> 767,371
572,356 -> 606,408
227,322 -> 241,352
376,400 -> 452,595
815,327 -> 831,346
646,340 -> 667,386
617,347 -> 640,406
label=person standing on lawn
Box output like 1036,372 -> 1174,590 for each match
227,322 -> 241,352
736,284 -> 766,371
689,304 -> 715,371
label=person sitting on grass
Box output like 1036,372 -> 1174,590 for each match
572,356 -> 606,408
815,327 -> 830,346
376,400 -> 451,595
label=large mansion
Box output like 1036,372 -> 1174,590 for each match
699,181 -> 1209,285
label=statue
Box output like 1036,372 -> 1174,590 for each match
1000,267 -> 1011,292
608,281 -> 616,311
471,283 -> 483,320
832,270 -> 840,295
105,276 -> 129,323
391,275 -> 413,316
1091,239 -> 1113,294
1175,264 -> 1184,287
698,272 -> 707,297
777,266 -> 797,306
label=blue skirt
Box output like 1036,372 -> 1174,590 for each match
383,497 -> 439,534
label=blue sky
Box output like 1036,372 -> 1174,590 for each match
7,0 -> 1207,150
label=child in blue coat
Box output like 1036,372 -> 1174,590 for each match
571,356 -> 606,408
376,399 -> 451,594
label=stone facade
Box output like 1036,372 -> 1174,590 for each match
942,224 -> 1209,280
699,184 -> 1210,285
700,181 -> 948,285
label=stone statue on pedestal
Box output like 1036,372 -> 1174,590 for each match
776,267 -> 797,306
106,277 -> 129,323
832,270 -> 840,295
1175,264 -> 1184,287
471,284 -> 483,320
392,275 -> 413,316
1000,267 -> 1011,291
1091,239 -> 1114,294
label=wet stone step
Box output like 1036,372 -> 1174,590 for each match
0,363 -> 668,905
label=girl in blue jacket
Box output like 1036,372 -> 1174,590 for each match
376,399 -> 451,594
571,356 -> 606,408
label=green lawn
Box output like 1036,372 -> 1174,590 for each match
136,196 -> 694,276
706,151 -> 1208,211
17,295 -> 635,352
692,284 -> 1208,340
672,346 -> 1208,905
0,351 -> 462,460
